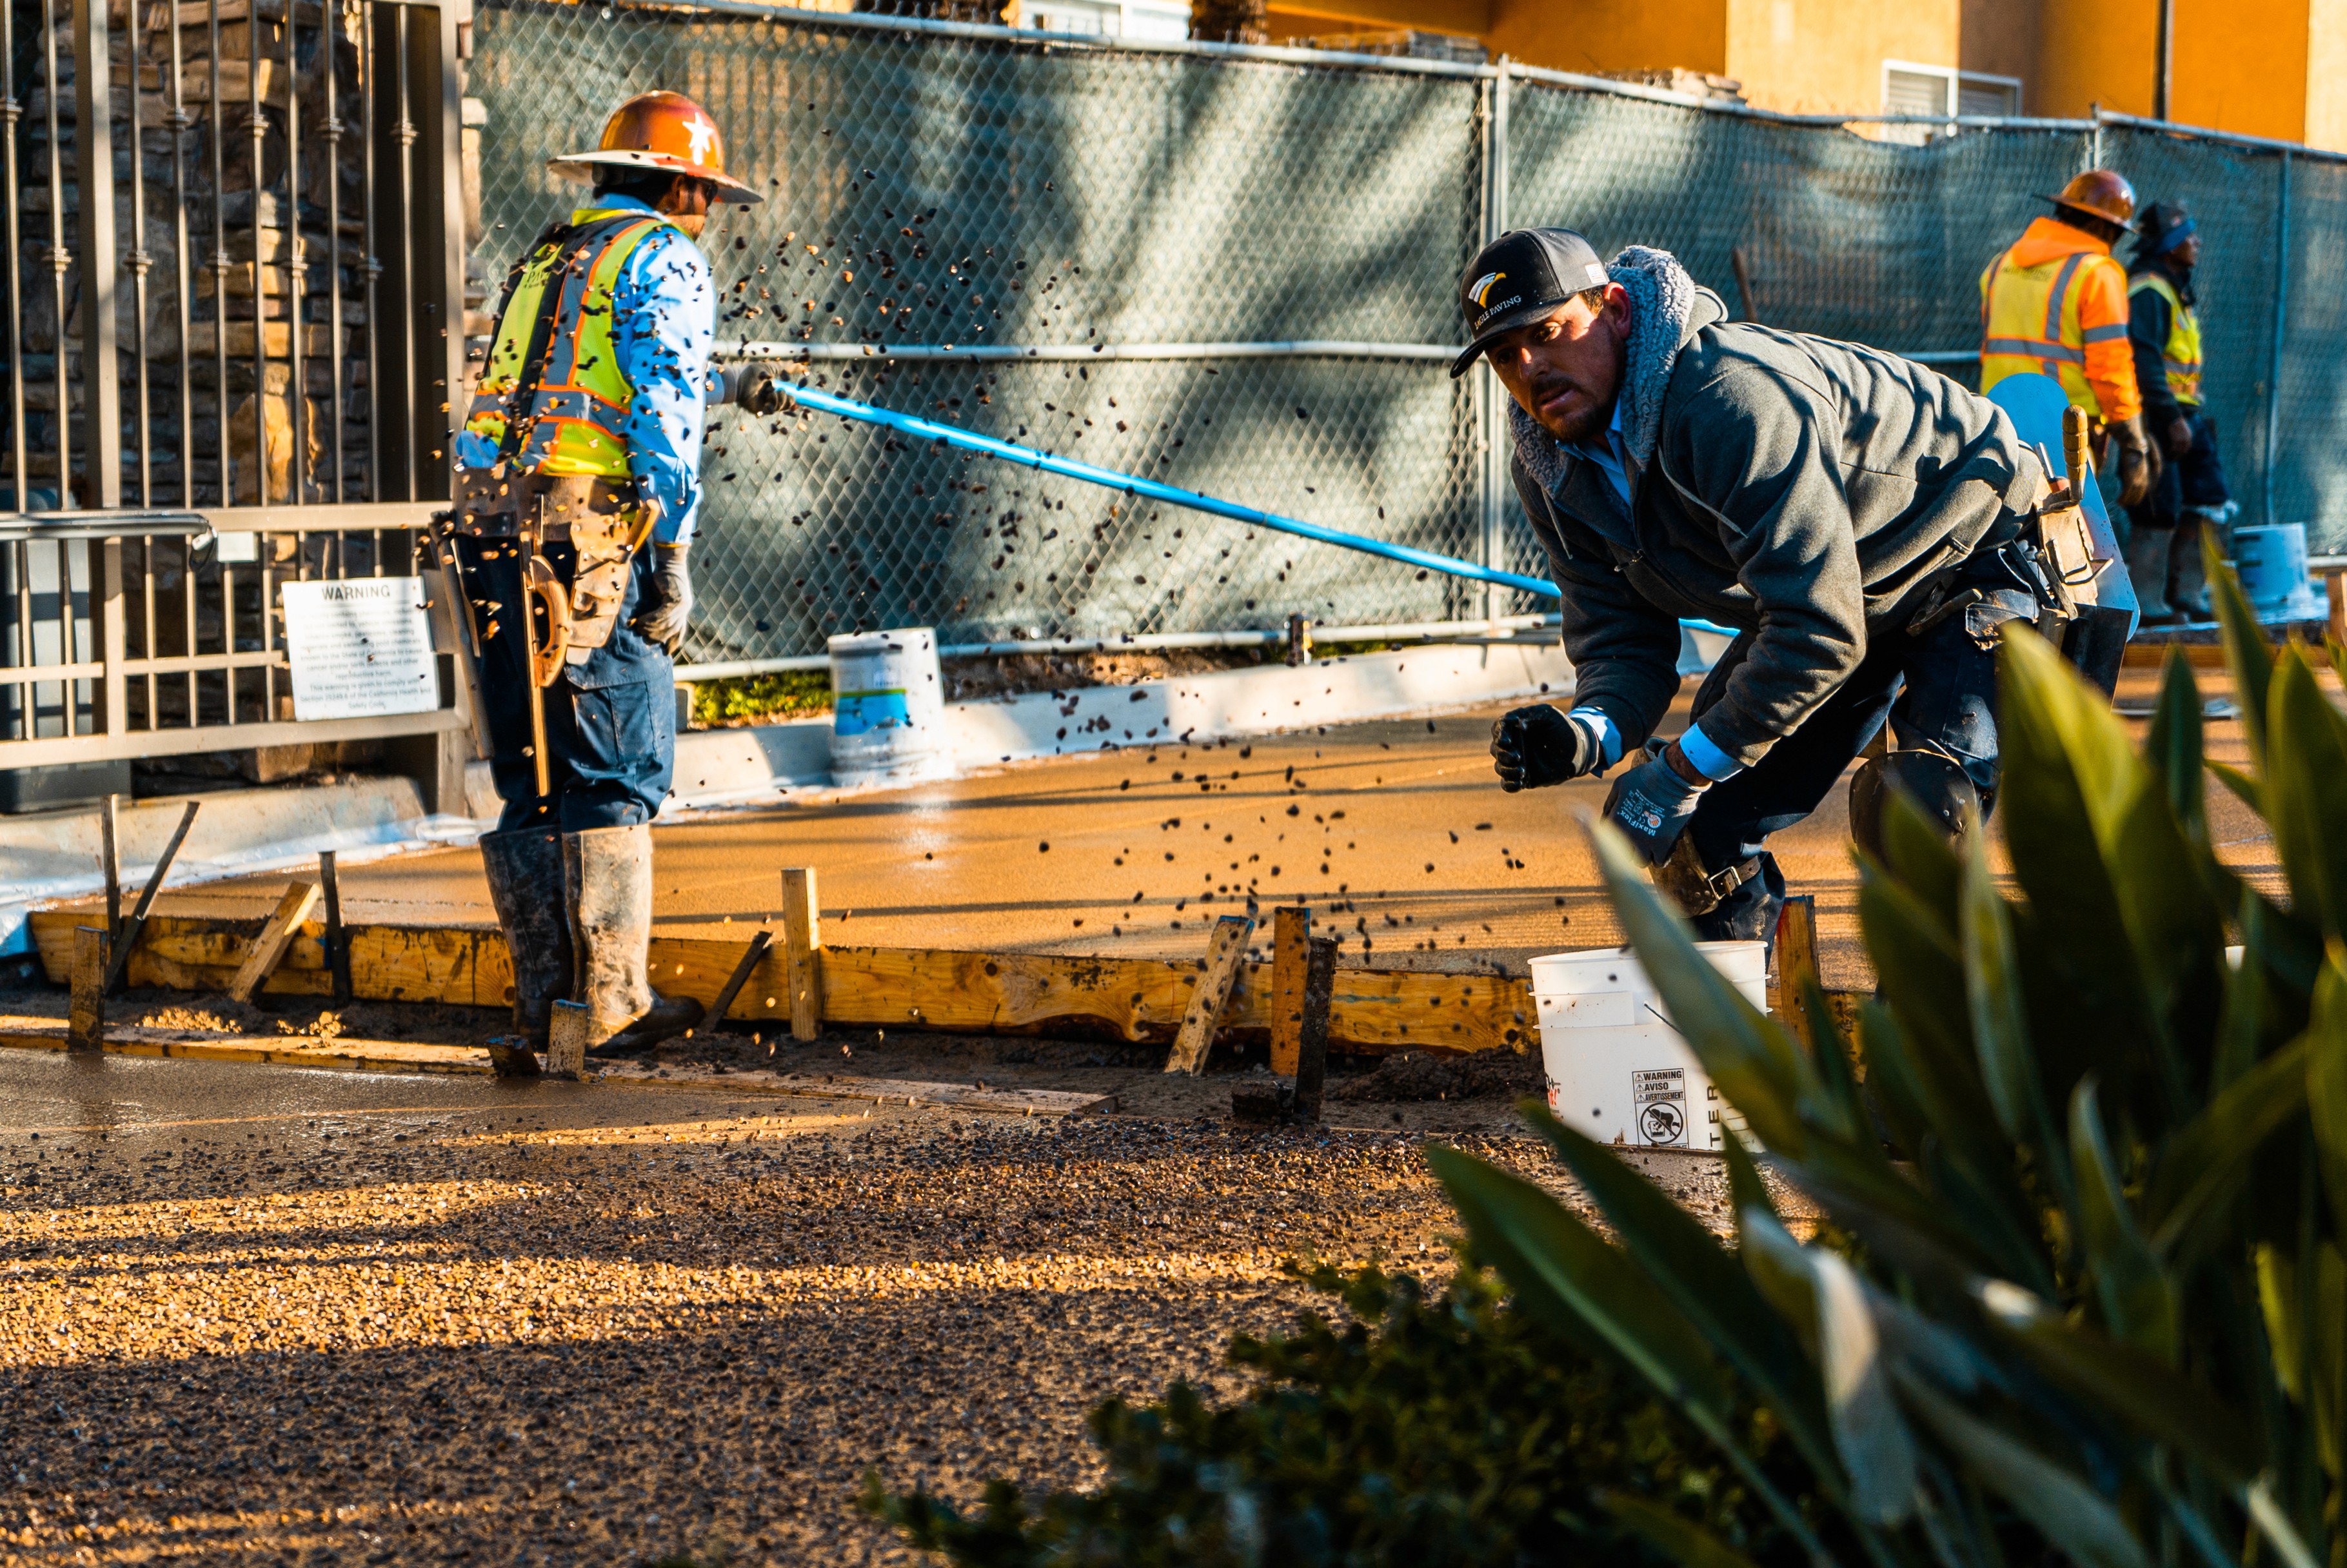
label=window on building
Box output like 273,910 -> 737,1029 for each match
1882,61 -> 2025,141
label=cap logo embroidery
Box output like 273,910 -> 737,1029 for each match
1469,271 -> 1507,308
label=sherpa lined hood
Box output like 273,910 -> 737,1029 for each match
1508,245 -> 1725,499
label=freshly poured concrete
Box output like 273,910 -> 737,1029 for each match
81,665 -> 2279,992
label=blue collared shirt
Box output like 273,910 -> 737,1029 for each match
1571,399 -> 1632,510
455,194 -> 714,546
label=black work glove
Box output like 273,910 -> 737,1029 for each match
1490,704 -> 1604,792
635,542 -> 693,655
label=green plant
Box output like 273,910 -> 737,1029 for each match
1434,544 -> 2347,1568
865,1260 -> 1820,1566
690,670 -> 831,728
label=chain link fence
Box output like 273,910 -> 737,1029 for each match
466,1 -> 2344,668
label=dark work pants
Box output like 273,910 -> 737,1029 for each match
2126,409 -> 2231,535
1680,582 -> 2028,938
455,535 -> 675,834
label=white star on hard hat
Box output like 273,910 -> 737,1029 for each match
684,115 -> 717,168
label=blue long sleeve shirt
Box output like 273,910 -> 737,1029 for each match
455,194 -> 714,546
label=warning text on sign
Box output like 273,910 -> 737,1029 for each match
281,578 -> 440,722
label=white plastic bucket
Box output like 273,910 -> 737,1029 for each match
2234,523 -> 2315,615
828,628 -> 948,788
1529,942 -> 1768,1151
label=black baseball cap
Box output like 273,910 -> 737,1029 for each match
1451,227 -> 1612,377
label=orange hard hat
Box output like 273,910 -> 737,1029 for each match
548,90 -> 761,205
2043,168 -> 2137,231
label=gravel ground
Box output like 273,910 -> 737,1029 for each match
0,1047 -> 1614,1567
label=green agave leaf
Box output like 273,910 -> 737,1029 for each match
1972,1278 -> 2262,1486
1992,630 -> 2168,1086
2259,652 -> 2347,938
2145,1037 -> 2312,1266
2257,1245 -> 2304,1402
1961,834 -> 2072,1205
2244,1477 -> 2326,1568
1894,1370 -> 2152,1568
1742,1211 -> 1919,1525
2208,758 -> 2266,820
1585,819 -> 1811,1155
1524,1107 -> 1830,1447
2310,964 -> 2347,1246
2206,535 -> 2273,766
1881,784 -> 1965,934
1595,1489 -> 1767,1568
1859,859 -> 1995,1129
1796,977 -> 1868,1144
2067,1077 -> 2177,1364
1425,1144 -> 1732,1418
1723,1131 -> 1781,1227
2145,644 -> 2206,844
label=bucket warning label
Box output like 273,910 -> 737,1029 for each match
1632,1067 -> 1688,1146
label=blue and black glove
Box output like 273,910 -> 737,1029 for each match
1490,705 -> 1605,792
1603,738 -> 1710,866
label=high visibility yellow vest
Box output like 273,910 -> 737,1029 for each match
462,208 -> 675,476
1978,246 -> 2132,417
2128,272 -> 2204,408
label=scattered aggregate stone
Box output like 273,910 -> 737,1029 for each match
1332,1046 -> 1545,1103
0,1077 -> 1550,1565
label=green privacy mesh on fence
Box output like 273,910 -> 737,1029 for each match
467,2 -> 2332,667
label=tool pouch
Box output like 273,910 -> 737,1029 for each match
450,469 -> 649,660
1650,835 -> 1763,919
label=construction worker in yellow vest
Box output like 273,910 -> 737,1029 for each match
1979,169 -> 2158,510
450,90 -> 757,1074
2125,199 -> 2235,622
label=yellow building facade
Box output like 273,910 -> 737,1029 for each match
1261,0 -> 2347,152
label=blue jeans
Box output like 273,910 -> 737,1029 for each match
457,537 -> 676,833
1681,579 -> 2025,938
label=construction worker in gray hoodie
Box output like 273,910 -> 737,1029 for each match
1467,228 -> 2065,941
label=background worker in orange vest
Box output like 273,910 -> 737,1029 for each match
1979,169 -> 2159,510
450,90 -> 757,1073
2125,199 -> 2235,622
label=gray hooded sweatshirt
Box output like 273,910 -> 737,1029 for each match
1511,246 -> 2045,768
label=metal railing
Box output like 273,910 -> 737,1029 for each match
2,0 -> 471,773
0,508 -> 468,768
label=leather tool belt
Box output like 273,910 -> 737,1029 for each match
451,467 -> 652,658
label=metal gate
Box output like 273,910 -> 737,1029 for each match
1,0 -> 470,769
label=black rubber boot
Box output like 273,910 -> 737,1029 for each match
1690,851 -> 1786,949
479,826 -> 572,1077
563,823 -> 702,1057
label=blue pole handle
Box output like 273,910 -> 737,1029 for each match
776,381 -> 1564,600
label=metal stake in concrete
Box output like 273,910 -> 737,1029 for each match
69,926 -> 108,1053
1269,906 -> 1313,1076
100,794 -> 123,938
783,868 -> 824,1042
1293,935 -> 1336,1124
106,800 -> 201,995
319,850 -> 353,1007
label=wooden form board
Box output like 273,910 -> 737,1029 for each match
28,909 -> 1540,1058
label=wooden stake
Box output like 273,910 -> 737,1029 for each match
105,799 -> 201,994
1772,894 -> 1822,1054
706,928 -> 774,1027
783,868 -> 823,1042
319,849 -> 353,1007
1164,915 -> 1255,1075
1293,935 -> 1336,1123
100,794 -> 123,938
227,880 -> 323,1004
546,999 -> 591,1080
1268,905 -> 1312,1075
68,926 -> 108,1053
2327,568 -> 2346,650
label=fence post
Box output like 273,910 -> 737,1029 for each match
2266,148 -> 2292,530
70,0 -> 121,508
1476,61 -> 1512,624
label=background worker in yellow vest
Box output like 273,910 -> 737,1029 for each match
2125,199 -> 2236,623
1979,169 -> 2159,510
450,90 -> 756,1073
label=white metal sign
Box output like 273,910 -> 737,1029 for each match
281,577 -> 439,722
